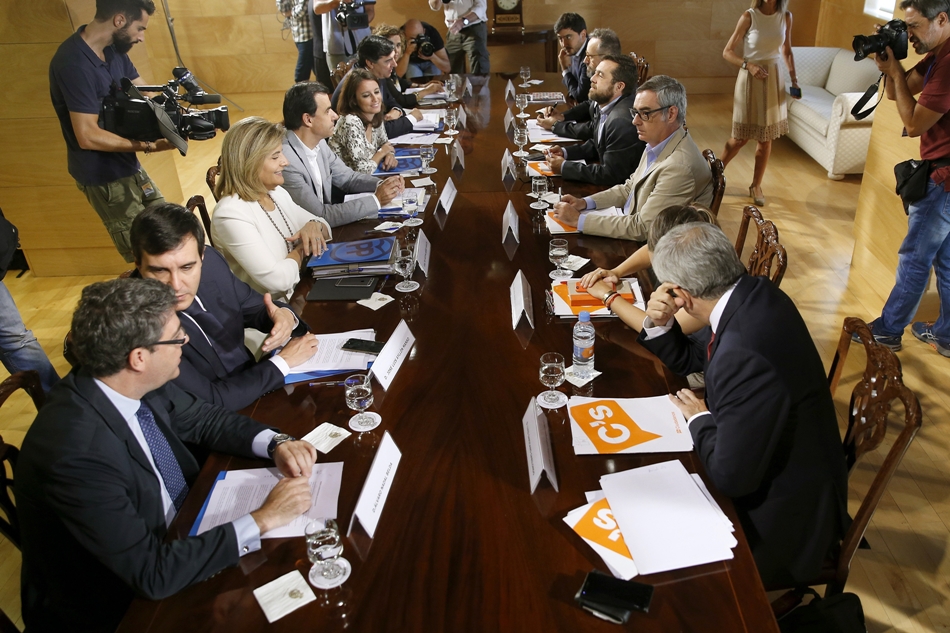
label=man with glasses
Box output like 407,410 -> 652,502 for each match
543,56 -> 644,186
17,277 -> 317,632
552,75 -> 713,241
555,13 -> 590,103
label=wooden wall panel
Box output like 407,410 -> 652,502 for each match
815,0 -> 878,49
0,186 -> 115,249
0,44 -> 61,120
0,0 -> 74,44
0,119 -> 73,188
28,248 -> 130,277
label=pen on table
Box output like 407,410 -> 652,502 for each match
308,380 -> 345,387
377,274 -> 390,291
558,186 -> 562,200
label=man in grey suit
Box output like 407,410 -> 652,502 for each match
281,81 -> 404,227
17,278 -> 316,633
552,75 -> 713,241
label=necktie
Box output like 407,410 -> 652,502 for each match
135,403 -> 189,511
706,331 -> 717,361
184,301 -> 251,374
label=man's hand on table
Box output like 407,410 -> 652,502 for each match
670,388 -> 708,419
551,194 -> 585,227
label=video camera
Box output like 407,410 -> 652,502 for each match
100,67 -> 229,156
853,19 -> 908,61
413,33 -> 435,57
335,1 -> 369,30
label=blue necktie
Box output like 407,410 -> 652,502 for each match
135,403 -> 189,511
184,301 -> 251,375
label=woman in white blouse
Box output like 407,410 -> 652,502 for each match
211,116 -> 332,302
328,68 -> 399,174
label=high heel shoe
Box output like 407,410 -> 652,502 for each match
749,185 -> 766,206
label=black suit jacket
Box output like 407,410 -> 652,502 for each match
562,94 -> 645,186
16,370 -> 270,632
562,38 -> 591,103
552,98 -> 592,139
638,276 -> 849,586
331,70 -> 414,138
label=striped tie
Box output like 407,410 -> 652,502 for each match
135,403 -> 189,511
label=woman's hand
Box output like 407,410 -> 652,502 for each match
288,220 -> 329,257
748,63 -> 768,80
580,268 -> 619,289
382,151 -> 399,170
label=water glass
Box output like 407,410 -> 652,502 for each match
519,66 -> 531,88
531,176 -> 549,210
513,126 -> 529,158
306,518 -> 350,589
344,374 -> 377,430
515,93 -> 529,118
403,190 -> 423,227
420,144 -> 436,174
394,248 -> 420,292
445,75 -> 458,101
548,238 -> 572,280
444,108 -> 459,136
538,352 -> 568,409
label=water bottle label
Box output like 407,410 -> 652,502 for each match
573,344 -> 594,360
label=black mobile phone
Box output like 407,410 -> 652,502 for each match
575,570 -> 654,624
341,338 -> 386,355
789,86 -> 802,98
525,152 -> 545,161
335,276 -> 376,288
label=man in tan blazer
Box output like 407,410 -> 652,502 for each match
552,75 -> 713,241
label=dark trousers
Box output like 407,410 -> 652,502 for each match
295,40 -> 315,82
313,54 -> 334,88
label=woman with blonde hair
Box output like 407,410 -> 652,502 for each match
719,0 -> 799,206
211,116 -> 332,302
329,68 -> 398,173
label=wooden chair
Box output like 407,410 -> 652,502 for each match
205,155 -> 221,202
702,149 -> 726,218
770,317 -> 922,599
627,52 -> 650,87
332,58 -> 356,88
734,205 -> 787,287
0,370 -> 44,550
186,195 -> 215,248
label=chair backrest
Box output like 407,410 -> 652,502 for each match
206,155 -> 221,202
332,59 -> 356,88
702,149 -> 726,217
186,195 -> 215,248
0,370 -> 44,549
628,52 -> 650,87
734,205 -> 787,287
827,317 -> 922,594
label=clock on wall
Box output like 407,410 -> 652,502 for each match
493,0 -> 523,28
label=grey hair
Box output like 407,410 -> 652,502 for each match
900,0 -> 950,19
589,28 -> 622,57
71,278 -> 178,377
651,223 -> 746,299
638,75 -> 687,126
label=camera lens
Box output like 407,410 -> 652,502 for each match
852,34 -> 881,61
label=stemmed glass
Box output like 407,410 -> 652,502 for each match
549,238 -> 572,280
513,126 -> 529,158
306,518 -> 351,589
403,189 -> 424,227
444,108 -> 459,136
530,176 -> 549,210
538,352 -> 568,409
515,93 -> 530,119
394,248 -> 420,292
445,75 -> 458,101
519,65 -> 531,88
419,144 -> 436,174
344,373 -> 380,431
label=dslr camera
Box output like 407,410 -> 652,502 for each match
100,67 -> 229,155
853,19 -> 908,61
335,1 -> 369,30
413,33 -> 435,57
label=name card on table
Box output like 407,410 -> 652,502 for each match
415,229 -> 432,276
451,140 -> 465,170
370,319 -> 415,391
458,105 -> 468,129
504,108 -> 514,132
502,200 -> 520,243
501,149 -> 517,181
437,177 -> 458,214
522,397 -> 559,493
509,269 -> 535,329
464,77 -> 473,97
505,79 -> 515,101
348,431 -> 402,539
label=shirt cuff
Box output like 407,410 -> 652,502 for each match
268,355 -> 291,376
576,212 -> 587,232
232,514 -> 262,557
642,315 -> 674,340
370,194 -> 381,210
687,411 -> 711,428
252,429 -> 278,459
583,196 -> 596,210
561,69 -> 570,77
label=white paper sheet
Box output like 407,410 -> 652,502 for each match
544,206 -> 622,235
389,132 -> 441,145
568,395 -> 692,454
564,498 -> 639,580
290,328 -> 376,373
253,571 -> 316,623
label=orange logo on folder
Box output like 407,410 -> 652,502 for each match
570,399 -> 661,453
574,498 -> 633,559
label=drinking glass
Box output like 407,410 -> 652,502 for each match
419,144 -> 436,174
513,126 -> 529,158
538,352 -> 568,409
306,518 -> 350,589
445,75 -> 458,101
344,373 -> 378,430
519,65 -> 531,88
394,248 -> 420,292
548,238 -> 572,280
403,190 -> 424,227
530,176 -> 549,210
515,93 -> 530,119
444,108 -> 459,136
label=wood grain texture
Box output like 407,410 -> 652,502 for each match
0,0 -> 73,44
0,119 -> 73,188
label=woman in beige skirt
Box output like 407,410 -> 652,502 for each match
719,0 -> 800,206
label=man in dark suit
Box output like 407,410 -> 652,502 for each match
544,55 -> 644,187
282,81 -> 404,227
629,223 -> 849,587
130,203 -> 319,410
555,13 -> 590,104
16,277 -> 316,633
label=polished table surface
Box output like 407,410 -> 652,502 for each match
119,74 -> 779,633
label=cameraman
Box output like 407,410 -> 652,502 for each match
313,0 -> 376,73
402,19 -> 451,79
866,0 -> 950,358
49,0 -> 175,264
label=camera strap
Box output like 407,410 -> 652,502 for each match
851,73 -> 885,121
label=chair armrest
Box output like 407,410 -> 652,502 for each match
832,91 -> 876,127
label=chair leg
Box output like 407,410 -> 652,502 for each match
827,171 -> 845,181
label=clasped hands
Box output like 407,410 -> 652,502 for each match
251,440 -> 318,534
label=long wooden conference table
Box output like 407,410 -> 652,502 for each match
119,74 -> 780,632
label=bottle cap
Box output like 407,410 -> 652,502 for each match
579,311 -> 591,322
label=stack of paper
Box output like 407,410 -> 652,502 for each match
563,492 -> 639,579
544,206 -> 621,234
389,132 -> 441,145
526,119 -> 574,144
568,396 -> 693,454
284,328 -> 376,384
307,237 -> 396,278
527,159 -> 586,178
411,111 -> 445,131
549,277 -> 644,318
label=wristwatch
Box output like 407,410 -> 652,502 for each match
267,433 -> 295,459
462,17 -> 470,26
741,59 -> 748,70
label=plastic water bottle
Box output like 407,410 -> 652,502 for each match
573,311 -> 595,378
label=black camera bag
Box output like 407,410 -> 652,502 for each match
894,157 -> 950,213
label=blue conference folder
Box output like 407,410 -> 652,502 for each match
306,237 -> 396,273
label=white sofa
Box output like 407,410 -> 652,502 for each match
784,47 -> 881,179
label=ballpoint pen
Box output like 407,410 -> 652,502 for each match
308,380 -> 345,387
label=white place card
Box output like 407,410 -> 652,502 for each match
415,229 -> 431,277
502,148 -> 512,177
464,77 -> 473,96
502,200 -> 520,243
411,177 -> 435,187
434,137 -> 454,144
504,108 -> 514,131
458,105 -> 467,129
509,269 -> 535,330
370,319 -> 415,391
348,431 -> 402,539
253,571 -> 316,623
505,79 -> 515,100
522,397 -> 558,493
437,177 -> 458,215
451,140 -> 465,170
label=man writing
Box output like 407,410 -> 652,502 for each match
17,278 -> 316,632
543,55 -> 644,186
552,75 -> 713,240
131,204 -> 319,410
555,13 -> 591,103
49,0 -> 175,263
635,223 -> 849,587
861,0 -> 950,358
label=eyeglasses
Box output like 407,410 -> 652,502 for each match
630,105 -> 672,122
584,53 -> 603,61
148,335 -> 188,347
